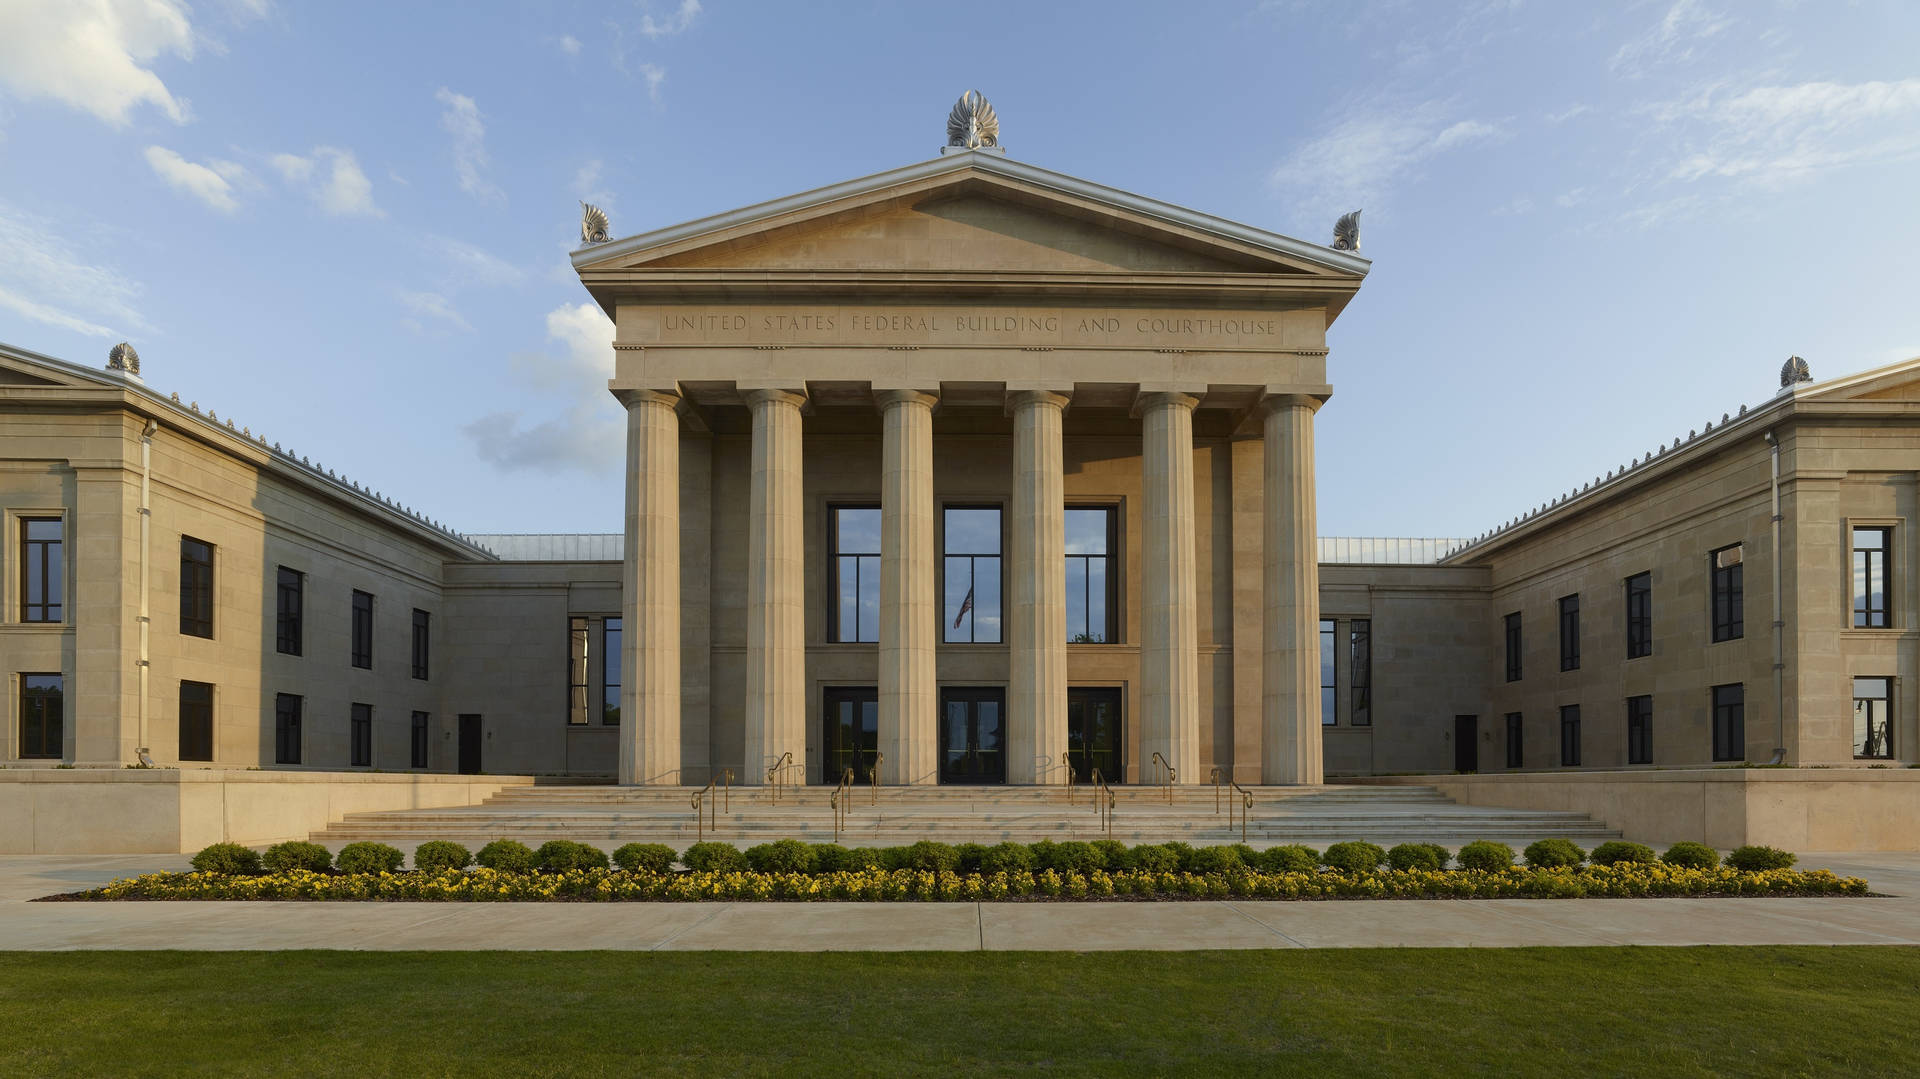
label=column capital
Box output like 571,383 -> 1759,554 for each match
739,386 -> 808,410
1005,387 -> 1072,416
874,387 -> 939,411
612,387 -> 682,410
1258,389 -> 1330,415
1132,388 -> 1202,417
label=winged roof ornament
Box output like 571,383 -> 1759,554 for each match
580,202 -> 611,246
1780,355 -> 1812,388
107,341 -> 140,375
1331,210 -> 1361,252
946,90 -> 1000,149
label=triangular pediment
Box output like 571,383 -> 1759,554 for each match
0,346 -> 115,389
1801,356 -> 1920,403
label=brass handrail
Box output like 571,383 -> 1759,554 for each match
871,753 -> 884,806
720,768 -> 733,813
691,775 -> 719,842
1210,765 -> 1222,813
1064,746 -> 1076,805
765,752 -> 797,803
1228,779 -> 1254,844
1089,768 -> 1114,840
1150,751 -> 1176,804
829,766 -> 853,843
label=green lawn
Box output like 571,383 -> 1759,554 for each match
3,948 -> 1916,1077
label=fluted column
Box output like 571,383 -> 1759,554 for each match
1008,389 -> 1070,784
1263,394 -> 1324,784
1140,391 -> 1201,784
618,389 -> 681,785
877,389 -> 939,785
743,389 -> 807,786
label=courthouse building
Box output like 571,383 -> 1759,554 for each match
4,119 -> 1918,806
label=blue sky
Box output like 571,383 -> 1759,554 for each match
1,0 -> 1916,539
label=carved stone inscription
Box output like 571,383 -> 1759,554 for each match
625,305 -> 1317,351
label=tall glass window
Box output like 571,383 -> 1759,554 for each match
1853,527 -> 1892,628
411,711 -> 430,769
19,673 -> 63,759
411,609 -> 431,680
1559,704 -> 1581,767
21,517 -> 63,623
1711,544 -> 1743,642
1320,618 -> 1337,726
1504,712 -> 1523,768
602,617 -> 622,725
350,703 -> 372,767
1712,683 -> 1745,762
567,616 -> 590,726
276,567 -> 303,655
1558,594 -> 1580,672
351,590 -> 373,668
1349,619 -> 1371,727
1065,507 -> 1116,643
180,536 -> 214,638
830,506 -> 880,643
1624,571 -> 1652,659
274,693 -> 302,764
1503,612 -> 1522,682
1853,677 -> 1892,759
178,680 -> 213,762
943,507 -> 1002,643
1627,694 -> 1653,765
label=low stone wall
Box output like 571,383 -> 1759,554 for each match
1350,768 -> 1920,851
0,769 -> 535,854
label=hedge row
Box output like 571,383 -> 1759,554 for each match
186,837 -> 1800,879
78,863 -> 1868,903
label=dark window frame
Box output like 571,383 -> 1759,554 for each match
1505,712 -> 1523,769
567,616 -> 590,726
1558,594 -> 1581,672
1711,683 -> 1745,762
410,711 -> 430,769
350,590 -> 373,669
1624,571 -> 1652,659
828,504 -> 882,644
411,608 -> 431,680
1710,544 -> 1744,643
1559,704 -> 1581,767
1627,694 -> 1653,765
1065,504 -> 1119,644
1853,526 -> 1894,629
1320,618 -> 1338,726
274,693 -> 302,765
19,673 -> 63,759
20,516 -> 64,623
941,504 -> 1004,645
275,566 -> 303,656
1503,612 -> 1522,682
1853,676 -> 1893,760
179,536 -> 214,638
178,679 -> 214,762
602,616 -> 622,726
350,702 -> 373,767
1349,619 -> 1371,727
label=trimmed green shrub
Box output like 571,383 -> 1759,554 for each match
897,840 -> 960,873
681,842 -> 748,873
1321,841 -> 1388,873
1386,843 -> 1447,872
412,841 -> 472,872
1524,838 -> 1587,868
745,839 -> 817,874
612,843 -> 676,874
476,839 -> 536,873
1091,840 -> 1130,872
1128,844 -> 1181,874
810,844 -> 852,873
335,842 -> 404,875
878,846 -> 909,871
1183,845 -> 1246,875
1727,845 -> 1796,872
190,842 -> 262,876
1661,841 -> 1720,869
1039,841 -> 1100,875
262,841 -> 332,873
839,847 -> 884,872
980,842 -> 1036,875
1589,841 -> 1657,867
1456,840 -> 1515,872
953,843 -> 990,875
1259,845 -> 1320,873
535,840 -> 608,872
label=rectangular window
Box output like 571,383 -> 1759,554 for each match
1627,694 -> 1653,765
1558,594 -> 1581,672
1853,677 -> 1893,759
1559,704 -> 1581,767
602,617 -> 622,725
1853,527 -> 1893,628
350,702 -> 372,767
179,536 -> 214,638
1320,618 -> 1337,726
19,673 -> 63,759
1065,506 -> 1117,643
1503,612 -> 1522,682
943,506 -> 1002,643
275,567 -> 303,655
410,711 -> 430,769
1349,619 -> 1371,727
411,608 -> 430,680
1712,683 -> 1745,762
1711,544 -> 1744,642
830,506 -> 881,643
351,590 -> 373,669
21,517 -> 63,623
178,680 -> 213,762
274,693 -> 302,765
1505,712 -> 1523,769
568,616 -> 590,726
1624,571 -> 1652,659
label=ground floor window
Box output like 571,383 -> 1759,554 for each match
1559,705 -> 1581,767
1712,683 -> 1745,762
1626,694 -> 1652,765
178,680 -> 213,762
1320,619 -> 1336,725
19,673 -> 62,759
274,693 -> 302,764
1853,677 -> 1892,759
350,703 -> 372,767
411,711 -> 430,769
1504,712 -> 1523,768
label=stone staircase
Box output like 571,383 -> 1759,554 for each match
309,782 -> 1622,851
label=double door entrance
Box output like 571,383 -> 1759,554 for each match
820,685 -> 1123,786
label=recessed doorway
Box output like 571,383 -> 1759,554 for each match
821,686 -> 879,785
1066,687 -> 1123,784
940,686 -> 1006,784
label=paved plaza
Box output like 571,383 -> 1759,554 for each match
1,853 -> 1916,952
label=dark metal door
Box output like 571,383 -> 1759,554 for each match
939,687 -> 1006,784
821,687 -> 879,784
1066,687 -> 1123,783
458,714 -> 482,775
1454,715 -> 1478,773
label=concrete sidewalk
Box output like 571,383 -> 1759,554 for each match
0,853 -> 1914,952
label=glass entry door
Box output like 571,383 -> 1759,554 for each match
940,687 -> 1006,784
1066,687 -> 1123,783
822,687 -> 880,784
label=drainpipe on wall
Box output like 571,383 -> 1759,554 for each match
137,418 -> 157,762
1764,429 -> 1786,765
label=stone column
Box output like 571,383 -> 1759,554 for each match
1008,389 -> 1070,784
1140,391 -> 1201,784
877,389 -> 939,785
618,389 -> 681,785
1262,394 -> 1324,784
743,388 -> 807,786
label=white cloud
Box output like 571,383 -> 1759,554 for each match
396,290 -> 470,332
557,34 -> 581,55
0,200 -> 150,338
1655,78 -> 1920,187
424,235 -> 525,288
1546,104 -> 1591,125
1611,0 -> 1732,76
272,146 -> 380,216
0,0 -> 195,126
466,302 -> 620,472
638,0 -> 701,38
143,145 -> 248,213
1268,100 -> 1504,223
435,87 -> 503,204
640,63 -> 666,102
